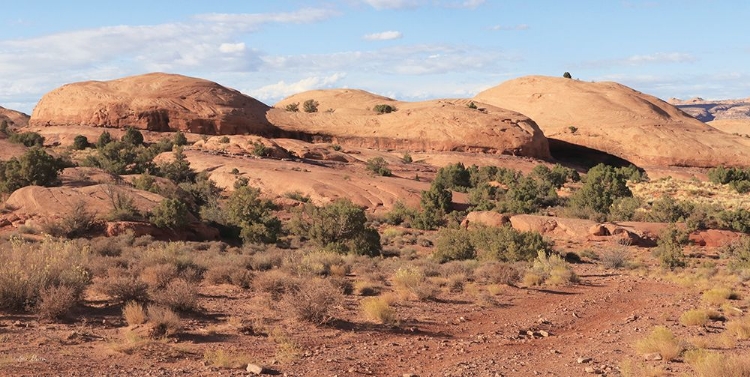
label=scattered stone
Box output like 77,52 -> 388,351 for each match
538,330 -> 550,337
403,374 -> 418,377
246,363 -> 265,374
577,357 -> 592,364
643,353 -> 663,361
584,366 -> 603,374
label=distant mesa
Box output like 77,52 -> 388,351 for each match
670,97 -> 750,123
475,75 -> 750,168
269,89 -> 551,159
29,73 -> 276,135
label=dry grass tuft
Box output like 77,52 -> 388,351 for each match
726,318 -> 750,340
679,309 -> 710,327
269,328 -> 302,363
122,301 -> 147,326
97,268 -> 149,303
634,326 -> 683,361
360,296 -> 397,325
202,349 -> 252,369
146,304 -> 181,338
600,247 -> 630,269
35,285 -> 77,321
282,278 -> 342,325
151,278 -> 198,312
392,266 -> 436,301
702,287 -> 738,306
685,349 -> 750,377
254,270 -> 297,300
0,236 -> 90,311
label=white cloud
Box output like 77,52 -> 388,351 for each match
252,73 -> 346,102
195,8 -> 339,27
363,31 -> 403,41
580,52 -> 697,69
489,24 -> 529,31
363,0 -> 424,10
452,0 -> 486,9
262,44 -> 516,76
362,0 -> 485,10
219,42 -> 246,53
626,52 -> 696,64
0,7 -> 339,113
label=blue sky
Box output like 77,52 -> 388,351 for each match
1,0 -> 748,114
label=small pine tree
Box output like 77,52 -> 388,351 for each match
285,103 -> 300,112
72,135 -> 89,150
122,127 -> 144,146
303,99 -> 319,113
96,131 -> 114,149
173,130 -> 188,146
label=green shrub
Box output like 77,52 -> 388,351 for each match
608,196 -> 642,221
434,228 -> 475,262
41,201 -> 97,238
718,208 -> 750,233
434,163 -> 472,192
292,199 -> 381,256
251,141 -> 269,157
654,225 -> 688,269
225,186 -> 281,244
524,251 -> 578,286
96,131 -> 114,148
219,136 -> 230,144
72,135 -> 89,150
150,199 -> 190,229
366,157 -> 391,176
569,163 -> 632,217
644,196 -> 693,223
413,181 -> 452,230
721,236 -> 750,270
384,200 -> 419,225
402,152 -> 413,163
173,130 -> 188,146
105,188 -> 143,221
467,101 -> 478,109
373,104 -> 396,114
303,99 -> 319,113
0,147 -> 66,193
9,131 -> 44,147
122,127 -> 144,146
158,146 -> 196,184
471,225 -> 552,262
563,72 -> 572,79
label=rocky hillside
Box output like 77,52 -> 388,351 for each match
29,73 -> 276,135
269,89 -> 551,159
0,106 -> 29,127
475,76 -> 750,168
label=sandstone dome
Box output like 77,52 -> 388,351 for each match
475,75 -> 750,168
268,89 -> 551,159
29,73 -> 275,135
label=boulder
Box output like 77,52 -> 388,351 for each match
462,211 -> 510,229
